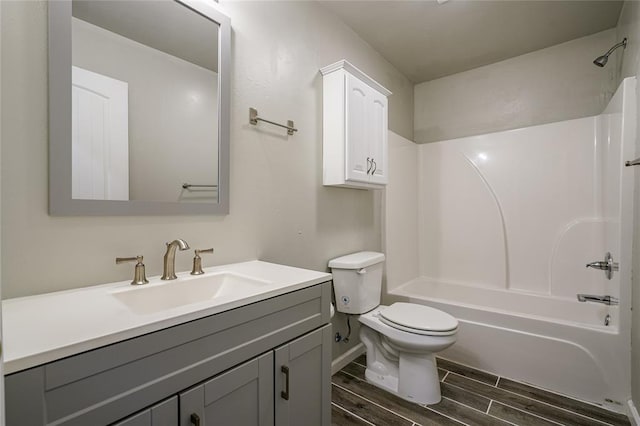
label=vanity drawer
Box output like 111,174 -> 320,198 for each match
6,281 -> 331,426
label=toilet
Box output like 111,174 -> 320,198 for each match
329,251 -> 458,405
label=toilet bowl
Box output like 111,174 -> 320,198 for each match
329,251 -> 458,405
359,303 -> 457,404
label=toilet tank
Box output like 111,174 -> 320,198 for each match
328,251 -> 385,314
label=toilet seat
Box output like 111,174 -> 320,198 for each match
359,305 -> 457,353
379,303 -> 458,336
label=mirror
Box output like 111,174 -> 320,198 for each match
49,0 -> 230,215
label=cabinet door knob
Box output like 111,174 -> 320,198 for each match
366,157 -> 372,175
371,158 -> 377,175
190,413 -> 201,426
281,365 -> 290,400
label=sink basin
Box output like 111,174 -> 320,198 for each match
111,272 -> 271,315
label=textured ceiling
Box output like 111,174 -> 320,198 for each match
319,0 -> 624,83
73,0 -> 219,72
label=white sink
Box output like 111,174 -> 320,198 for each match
111,272 -> 272,315
3,260 -> 332,374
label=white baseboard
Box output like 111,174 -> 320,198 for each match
629,399 -> 640,425
331,343 -> 365,375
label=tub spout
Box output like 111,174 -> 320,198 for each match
576,294 -> 619,305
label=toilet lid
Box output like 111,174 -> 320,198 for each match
380,303 -> 458,333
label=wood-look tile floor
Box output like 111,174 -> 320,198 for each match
331,355 -> 631,426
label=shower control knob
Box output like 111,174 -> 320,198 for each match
586,252 -> 618,280
586,261 -> 607,270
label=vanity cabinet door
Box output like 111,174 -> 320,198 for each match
113,397 -> 178,426
113,410 -> 151,426
179,352 -> 274,426
274,324 -> 332,426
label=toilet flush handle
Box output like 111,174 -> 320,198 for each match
357,268 -> 367,275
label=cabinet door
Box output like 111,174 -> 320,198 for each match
345,73 -> 372,183
274,324 -> 332,426
113,397 -> 177,426
368,89 -> 388,185
179,352 -> 274,426
113,410 -> 151,426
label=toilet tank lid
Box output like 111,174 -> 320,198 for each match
328,251 -> 385,269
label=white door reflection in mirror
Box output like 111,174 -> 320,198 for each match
72,66 -> 129,201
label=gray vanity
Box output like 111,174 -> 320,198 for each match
4,262 -> 332,426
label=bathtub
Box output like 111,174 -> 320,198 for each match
383,77 -> 636,414
387,278 -> 626,411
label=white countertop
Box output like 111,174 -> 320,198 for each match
2,260 -> 331,374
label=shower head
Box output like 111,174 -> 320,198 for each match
593,38 -> 627,67
593,55 -> 608,67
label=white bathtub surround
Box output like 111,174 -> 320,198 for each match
383,132 -> 419,296
385,77 -> 636,412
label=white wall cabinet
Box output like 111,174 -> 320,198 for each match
321,60 -> 391,189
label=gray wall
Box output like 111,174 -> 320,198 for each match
0,0 -> 413,313
616,0 -> 640,412
414,29 -> 617,143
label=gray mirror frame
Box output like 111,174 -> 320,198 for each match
48,0 -> 230,215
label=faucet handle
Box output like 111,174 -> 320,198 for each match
191,248 -> 214,275
116,255 -> 149,285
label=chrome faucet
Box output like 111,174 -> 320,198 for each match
577,294 -> 619,305
161,239 -> 190,280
